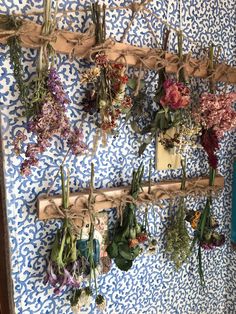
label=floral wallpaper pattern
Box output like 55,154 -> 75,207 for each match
0,0 -> 235,313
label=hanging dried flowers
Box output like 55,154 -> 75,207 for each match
12,0 -> 86,175
194,92 -> 236,169
189,167 -> 225,285
44,167 -> 84,294
107,165 -> 151,271
80,3 -> 131,138
130,29 -> 194,156
45,164 -> 106,311
165,159 -> 191,269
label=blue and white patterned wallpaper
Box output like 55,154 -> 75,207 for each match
0,0 -> 236,313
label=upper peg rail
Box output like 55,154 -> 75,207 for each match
0,21 -> 235,84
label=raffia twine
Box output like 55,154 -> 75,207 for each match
0,20 -> 233,83
44,179 -> 223,230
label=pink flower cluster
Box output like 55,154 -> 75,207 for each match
160,79 -> 190,110
195,92 -> 236,138
17,68 -> 87,176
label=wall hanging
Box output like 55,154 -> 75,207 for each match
0,0 -> 236,313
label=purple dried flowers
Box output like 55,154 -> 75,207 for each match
16,67 -> 87,175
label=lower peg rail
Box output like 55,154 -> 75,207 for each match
37,175 -> 224,220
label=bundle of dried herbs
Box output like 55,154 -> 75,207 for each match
165,159 -> 191,269
0,14 -> 27,103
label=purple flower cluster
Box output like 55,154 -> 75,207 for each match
44,258 -> 90,294
19,68 -> 87,175
67,127 -> 87,155
13,130 -> 27,156
47,67 -> 70,105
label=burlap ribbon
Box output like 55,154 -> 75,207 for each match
44,179 -> 222,231
0,20 -> 235,83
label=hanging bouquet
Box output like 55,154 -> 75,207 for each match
80,3 -> 132,136
194,92 -> 236,169
12,0 -> 86,175
44,164 -> 106,312
44,167 -> 85,294
129,30 -> 195,156
106,165 -> 153,271
187,167 -> 225,284
165,159 -> 191,268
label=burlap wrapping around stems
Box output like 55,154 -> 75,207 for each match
0,21 -> 235,84
44,179 -> 223,231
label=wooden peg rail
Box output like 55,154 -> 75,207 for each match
0,21 -> 236,84
37,175 -> 224,220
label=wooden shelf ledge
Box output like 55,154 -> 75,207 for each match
37,175 -> 224,220
0,21 -> 235,84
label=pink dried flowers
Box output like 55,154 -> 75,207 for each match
160,79 -> 191,110
14,67 -> 87,176
195,92 -> 236,138
194,92 -> 236,169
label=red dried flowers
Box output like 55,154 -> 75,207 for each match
160,79 -> 190,110
81,53 -> 132,133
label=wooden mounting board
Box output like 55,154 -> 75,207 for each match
0,21 -> 235,84
37,175 -> 224,220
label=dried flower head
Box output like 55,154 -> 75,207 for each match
194,92 -> 236,138
95,295 -> 106,311
80,67 -> 101,84
160,79 -> 190,110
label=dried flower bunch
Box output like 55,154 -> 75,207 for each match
81,54 -> 132,132
44,167 -> 86,294
45,165 -> 106,312
165,160 -> 191,269
189,167 -> 225,284
186,210 -> 225,250
107,164 -> 158,270
81,3 -> 132,135
132,30 -> 193,156
194,92 -> 236,169
12,1 -> 86,175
